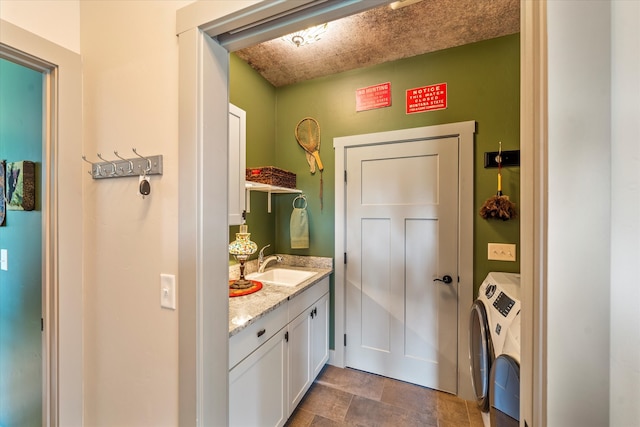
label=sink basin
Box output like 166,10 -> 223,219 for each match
246,268 -> 316,287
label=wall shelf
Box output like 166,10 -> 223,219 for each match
245,182 -> 302,213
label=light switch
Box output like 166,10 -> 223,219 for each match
488,243 -> 516,262
160,274 -> 176,310
1,249 -> 7,271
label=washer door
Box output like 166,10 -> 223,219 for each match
489,354 -> 520,427
469,300 -> 494,411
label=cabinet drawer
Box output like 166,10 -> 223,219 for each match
288,277 -> 329,321
229,302 -> 288,369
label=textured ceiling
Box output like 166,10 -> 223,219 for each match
234,0 -> 520,87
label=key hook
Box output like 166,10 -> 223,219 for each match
82,155 -> 102,177
132,148 -> 152,174
97,153 -> 118,176
114,150 -> 134,174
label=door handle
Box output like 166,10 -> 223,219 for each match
433,275 -> 453,284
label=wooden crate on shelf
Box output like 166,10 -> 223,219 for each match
246,166 -> 296,189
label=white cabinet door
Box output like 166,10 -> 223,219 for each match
228,103 -> 246,225
229,329 -> 288,427
287,290 -> 330,415
287,308 -> 312,413
311,293 -> 330,379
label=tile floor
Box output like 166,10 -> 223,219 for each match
285,365 -> 484,427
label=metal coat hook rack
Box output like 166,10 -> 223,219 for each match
82,148 -> 163,179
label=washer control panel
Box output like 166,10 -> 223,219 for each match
477,272 -> 521,355
493,292 -> 515,317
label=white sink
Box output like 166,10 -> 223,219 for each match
246,268 -> 316,287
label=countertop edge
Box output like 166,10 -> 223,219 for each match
228,266 -> 332,337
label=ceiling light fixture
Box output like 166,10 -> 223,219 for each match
389,0 -> 425,10
284,23 -> 328,47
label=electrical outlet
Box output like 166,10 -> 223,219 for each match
488,243 -> 516,262
160,274 -> 176,310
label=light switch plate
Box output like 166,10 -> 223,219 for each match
1,249 -> 7,271
488,243 -> 516,261
160,274 -> 176,310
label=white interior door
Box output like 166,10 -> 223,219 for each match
345,136 -> 459,393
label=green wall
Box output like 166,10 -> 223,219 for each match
231,34 -> 521,347
272,34 -> 521,288
229,55 -> 277,258
0,58 -> 43,427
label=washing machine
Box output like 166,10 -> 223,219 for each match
489,312 -> 521,427
469,272 -> 521,427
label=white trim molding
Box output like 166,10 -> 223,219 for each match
1,19 -> 83,427
520,1 -> 548,426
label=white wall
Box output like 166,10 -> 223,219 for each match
610,1 -> 640,425
546,1 -> 611,426
80,1 -> 192,425
0,0 -> 80,53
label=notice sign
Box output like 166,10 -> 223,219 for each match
356,82 -> 391,112
406,83 -> 447,114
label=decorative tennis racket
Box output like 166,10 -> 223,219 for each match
295,117 -> 323,171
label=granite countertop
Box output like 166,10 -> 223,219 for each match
228,255 -> 333,337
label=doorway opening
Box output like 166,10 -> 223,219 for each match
0,55 -> 44,427
177,1 -> 522,423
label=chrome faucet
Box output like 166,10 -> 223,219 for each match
258,244 -> 283,273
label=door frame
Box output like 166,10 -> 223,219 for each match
0,20 -> 83,427
176,1 -> 397,425
333,121 -> 476,399
178,0 -> 548,424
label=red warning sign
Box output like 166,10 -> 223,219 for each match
356,82 -> 391,112
405,83 -> 447,114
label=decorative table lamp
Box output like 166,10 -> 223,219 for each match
228,224 -> 258,290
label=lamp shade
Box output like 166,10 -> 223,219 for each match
229,224 -> 257,256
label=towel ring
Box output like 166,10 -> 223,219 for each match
293,194 -> 307,209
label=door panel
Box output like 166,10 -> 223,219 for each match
288,309 -> 311,411
311,293 -> 330,378
361,218 -> 392,352
229,331 -> 288,427
345,136 -> 459,393
405,218 -> 438,362
361,155 -> 438,205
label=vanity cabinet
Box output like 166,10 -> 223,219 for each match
228,103 -> 246,226
229,277 -> 330,427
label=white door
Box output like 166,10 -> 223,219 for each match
345,136 -> 459,393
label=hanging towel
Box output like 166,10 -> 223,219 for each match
290,195 -> 309,249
